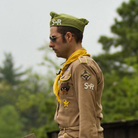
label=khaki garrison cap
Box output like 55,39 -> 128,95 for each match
50,11 -> 89,33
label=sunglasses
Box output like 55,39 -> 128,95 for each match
49,34 -> 63,42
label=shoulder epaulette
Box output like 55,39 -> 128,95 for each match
78,56 -> 88,64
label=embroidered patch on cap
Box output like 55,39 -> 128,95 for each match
52,19 -> 61,25
81,70 -> 91,81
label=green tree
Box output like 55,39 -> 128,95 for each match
0,52 -> 26,85
94,0 -> 138,122
16,72 -> 58,135
0,47 -> 60,138
0,71 -> 58,138
98,0 -> 138,66
0,105 -> 22,138
101,66 -> 138,122
0,80 -> 22,107
28,45 -> 61,137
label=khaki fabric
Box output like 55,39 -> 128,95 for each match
54,56 -> 104,138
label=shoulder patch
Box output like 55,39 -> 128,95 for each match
81,70 -> 91,80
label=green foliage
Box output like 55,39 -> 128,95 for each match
96,0 -> 138,122
98,0 -> 138,63
101,68 -> 138,122
0,71 -> 58,138
0,81 -> 20,107
0,105 -> 22,138
0,45 -> 60,138
0,44 -> 60,138
1,1 -> 138,137
0,52 -> 26,85
93,52 -> 132,76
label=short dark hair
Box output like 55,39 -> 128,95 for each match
57,26 -> 83,43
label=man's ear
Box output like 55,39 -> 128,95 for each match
65,32 -> 73,42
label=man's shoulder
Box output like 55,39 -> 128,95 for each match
70,56 -> 102,74
72,55 -> 94,65
71,56 -> 89,66
70,56 -> 92,69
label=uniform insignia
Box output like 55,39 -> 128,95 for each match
81,70 -> 91,80
63,99 -> 69,107
52,19 -> 61,25
84,82 -> 94,90
60,82 -> 70,95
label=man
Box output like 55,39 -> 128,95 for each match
49,11 -> 104,138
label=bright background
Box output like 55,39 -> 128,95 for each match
0,0 -> 128,73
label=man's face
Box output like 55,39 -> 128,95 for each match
49,27 -> 70,59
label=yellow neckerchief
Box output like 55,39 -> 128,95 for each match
53,48 -> 90,102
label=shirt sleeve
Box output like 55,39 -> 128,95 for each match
72,63 -> 100,138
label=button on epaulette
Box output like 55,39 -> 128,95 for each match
78,56 -> 88,64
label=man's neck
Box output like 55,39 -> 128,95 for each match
66,43 -> 82,60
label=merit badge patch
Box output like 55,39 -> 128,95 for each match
60,82 -> 70,95
63,99 -> 69,107
81,70 -> 91,81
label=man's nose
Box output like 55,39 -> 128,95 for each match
49,41 -> 54,48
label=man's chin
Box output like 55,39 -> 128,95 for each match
56,54 -> 64,59
56,53 -> 61,57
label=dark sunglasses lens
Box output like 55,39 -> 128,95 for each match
50,36 -> 56,42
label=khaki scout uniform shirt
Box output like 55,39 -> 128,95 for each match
54,56 -> 104,138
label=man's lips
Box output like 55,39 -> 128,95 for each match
53,49 -> 57,53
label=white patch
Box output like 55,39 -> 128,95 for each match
52,19 -> 61,25
84,83 -> 94,90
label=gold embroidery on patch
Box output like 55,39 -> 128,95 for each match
81,70 -> 91,81
63,99 -> 69,107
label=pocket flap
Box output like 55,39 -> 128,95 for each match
60,74 -> 71,81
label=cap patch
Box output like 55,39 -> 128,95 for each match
52,19 -> 61,25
